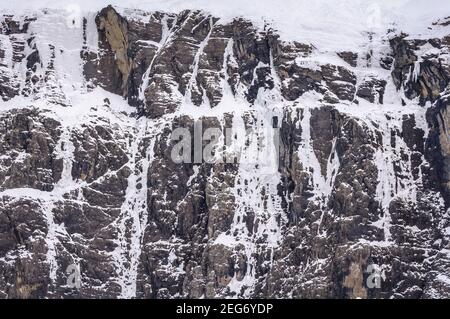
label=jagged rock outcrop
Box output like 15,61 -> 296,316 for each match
390,34 -> 450,105
0,6 -> 449,299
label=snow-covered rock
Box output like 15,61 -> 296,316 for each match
0,2 -> 449,298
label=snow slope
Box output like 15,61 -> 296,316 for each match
1,0 -> 450,51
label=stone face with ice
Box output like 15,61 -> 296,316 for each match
0,1 -> 450,299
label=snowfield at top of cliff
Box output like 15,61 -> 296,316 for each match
0,0 -> 450,300
1,0 -> 450,51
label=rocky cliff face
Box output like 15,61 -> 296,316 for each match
0,5 -> 449,298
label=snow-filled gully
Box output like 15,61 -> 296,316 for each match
112,118 -> 156,298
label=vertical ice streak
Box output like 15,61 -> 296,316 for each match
43,126 -> 75,285
184,16 -> 214,104
113,117 -> 158,298
139,14 -> 171,101
42,201 -> 58,283
372,112 -> 420,243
